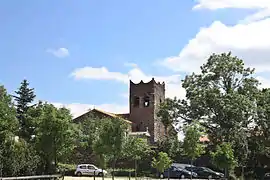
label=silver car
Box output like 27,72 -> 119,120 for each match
75,164 -> 107,176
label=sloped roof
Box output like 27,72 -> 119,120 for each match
73,108 -> 132,124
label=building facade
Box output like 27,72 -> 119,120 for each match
73,78 -> 166,144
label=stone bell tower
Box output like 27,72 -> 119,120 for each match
129,78 -> 166,144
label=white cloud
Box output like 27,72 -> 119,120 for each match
256,76 -> 270,89
71,67 -> 128,83
193,0 -> 270,10
47,48 -> 70,58
193,0 -> 270,23
53,102 -> 128,118
241,8 -> 270,23
161,18 -> 270,73
71,66 -> 185,99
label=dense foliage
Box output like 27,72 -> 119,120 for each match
0,81 -> 78,176
2,52 -> 270,178
157,52 -> 270,177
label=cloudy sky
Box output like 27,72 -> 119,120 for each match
1,0 -> 270,118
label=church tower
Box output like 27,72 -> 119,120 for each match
129,78 -> 166,144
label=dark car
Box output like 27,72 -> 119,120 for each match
185,166 -> 224,179
264,172 -> 270,180
159,166 -> 198,179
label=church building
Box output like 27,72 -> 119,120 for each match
73,78 -> 167,144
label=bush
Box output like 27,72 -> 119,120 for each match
57,163 -> 76,176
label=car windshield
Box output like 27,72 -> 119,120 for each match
177,167 -> 190,173
203,167 -> 216,173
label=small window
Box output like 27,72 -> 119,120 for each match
133,96 -> 140,107
88,165 -> 95,170
136,125 -> 139,131
160,99 -> 162,103
79,165 -> 87,169
144,96 -> 150,107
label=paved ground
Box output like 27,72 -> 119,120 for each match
64,177 -> 153,180
64,176 -> 207,180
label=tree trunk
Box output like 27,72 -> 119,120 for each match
241,166 -> 244,180
190,160 -> 193,180
135,159 -> 137,180
112,159 -> 116,180
54,137 -> 57,173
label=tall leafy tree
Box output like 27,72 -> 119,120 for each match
250,88 -> 270,166
93,118 -> 128,180
0,85 -> 19,176
157,135 -> 182,161
157,98 -> 180,135
180,52 -> 259,145
211,142 -> 236,178
0,85 -> 18,143
35,103 -> 78,173
14,79 -> 36,141
123,137 -> 152,179
183,121 -> 205,172
151,152 -> 172,178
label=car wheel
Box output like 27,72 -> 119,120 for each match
98,172 -> 104,177
76,172 -> 82,176
160,173 -> 164,179
180,174 -> 185,179
208,175 -> 212,179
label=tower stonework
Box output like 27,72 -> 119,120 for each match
129,78 -> 166,144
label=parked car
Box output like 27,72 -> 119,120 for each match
172,163 -> 195,169
159,166 -> 198,179
185,166 -> 224,179
74,164 -> 107,177
264,172 -> 270,180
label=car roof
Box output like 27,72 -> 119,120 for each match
77,164 -> 95,166
172,163 -> 195,167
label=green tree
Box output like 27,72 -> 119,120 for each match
123,137 -> 152,179
183,121 -> 205,179
151,152 -> 172,178
14,79 -> 36,141
0,85 -> 18,144
211,142 -> 236,178
93,118 -> 128,180
157,135 -> 182,161
0,85 -> 19,176
35,103 -> 78,173
157,98 -> 180,135
180,52 -> 258,144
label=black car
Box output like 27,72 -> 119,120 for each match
159,166 -> 198,179
185,166 -> 224,179
264,172 -> 270,180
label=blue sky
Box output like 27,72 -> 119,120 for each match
1,0 -> 270,117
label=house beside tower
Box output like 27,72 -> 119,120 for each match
73,78 -> 166,144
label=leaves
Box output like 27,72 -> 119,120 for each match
0,86 -> 18,142
34,103 -> 78,172
211,142 -> 236,171
14,79 -> 36,141
183,121 -> 205,161
151,152 -> 172,173
123,136 -> 152,160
